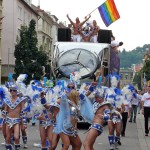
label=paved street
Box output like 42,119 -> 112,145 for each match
0,114 -> 150,150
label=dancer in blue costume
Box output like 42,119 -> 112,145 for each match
39,85 -> 61,150
0,86 -> 11,146
83,84 -> 113,150
16,74 -> 29,149
54,89 -> 82,150
106,73 -> 124,150
2,85 -> 27,150
40,76 -> 94,150
52,80 -> 97,150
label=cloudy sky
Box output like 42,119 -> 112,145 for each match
32,0 -> 150,51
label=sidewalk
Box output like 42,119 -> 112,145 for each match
137,114 -> 150,150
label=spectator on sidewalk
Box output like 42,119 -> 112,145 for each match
121,101 -> 131,137
141,85 -> 150,136
129,90 -> 139,123
137,91 -> 142,114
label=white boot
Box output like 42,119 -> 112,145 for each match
114,142 -> 119,149
109,144 -> 114,150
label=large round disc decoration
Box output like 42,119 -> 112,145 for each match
57,48 -> 98,78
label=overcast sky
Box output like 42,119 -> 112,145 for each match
32,0 -> 150,51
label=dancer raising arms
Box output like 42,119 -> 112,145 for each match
67,14 -> 91,42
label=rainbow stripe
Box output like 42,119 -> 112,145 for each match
98,0 -> 120,27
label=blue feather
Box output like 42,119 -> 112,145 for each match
98,76 -> 103,87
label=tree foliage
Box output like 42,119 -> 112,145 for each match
119,44 -> 150,68
142,60 -> 150,81
14,19 -> 48,83
133,72 -> 142,90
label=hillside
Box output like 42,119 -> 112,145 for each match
119,44 -> 150,68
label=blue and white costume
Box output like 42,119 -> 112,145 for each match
4,97 -> 27,128
54,94 -> 79,137
105,72 -> 123,150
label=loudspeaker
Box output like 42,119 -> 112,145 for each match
97,29 -> 112,44
58,28 -> 71,41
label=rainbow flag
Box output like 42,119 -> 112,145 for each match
98,0 -> 120,27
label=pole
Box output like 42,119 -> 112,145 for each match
85,6 -> 99,18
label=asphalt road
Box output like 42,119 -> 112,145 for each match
0,121 -> 141,150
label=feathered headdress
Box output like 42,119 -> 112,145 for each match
0,86 -> 11,108
94,86 -> 108,98
122,84 -> 136,102
108,72 -> 122,88
16,74 -> 28,95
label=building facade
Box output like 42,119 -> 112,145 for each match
0,0 -> 3,84
32,5 -> 53,59
120,68 -> 134,88
1,0 -> 38,81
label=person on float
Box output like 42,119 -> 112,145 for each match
66,14 -> 91,42
110,40 -> 123,74
90,20 -> 100,43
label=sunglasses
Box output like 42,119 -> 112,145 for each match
68,86 -> 75,89
10,89 -> 17,92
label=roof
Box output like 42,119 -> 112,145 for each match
20,0 -> 39,16
134,64 -> 143,72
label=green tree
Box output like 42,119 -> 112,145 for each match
133,72 -> 142,90
120,44 -> 150,68
14,19 -> 48,83
142,60 -> 150,81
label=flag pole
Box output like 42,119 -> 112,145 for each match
85,6 -> 99,18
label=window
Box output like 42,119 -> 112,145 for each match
28,15 -> 30,23
18,6 -> 22,20
17,29 -> 21,39
125,74 -> 128,80
23,11 -> 26,23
